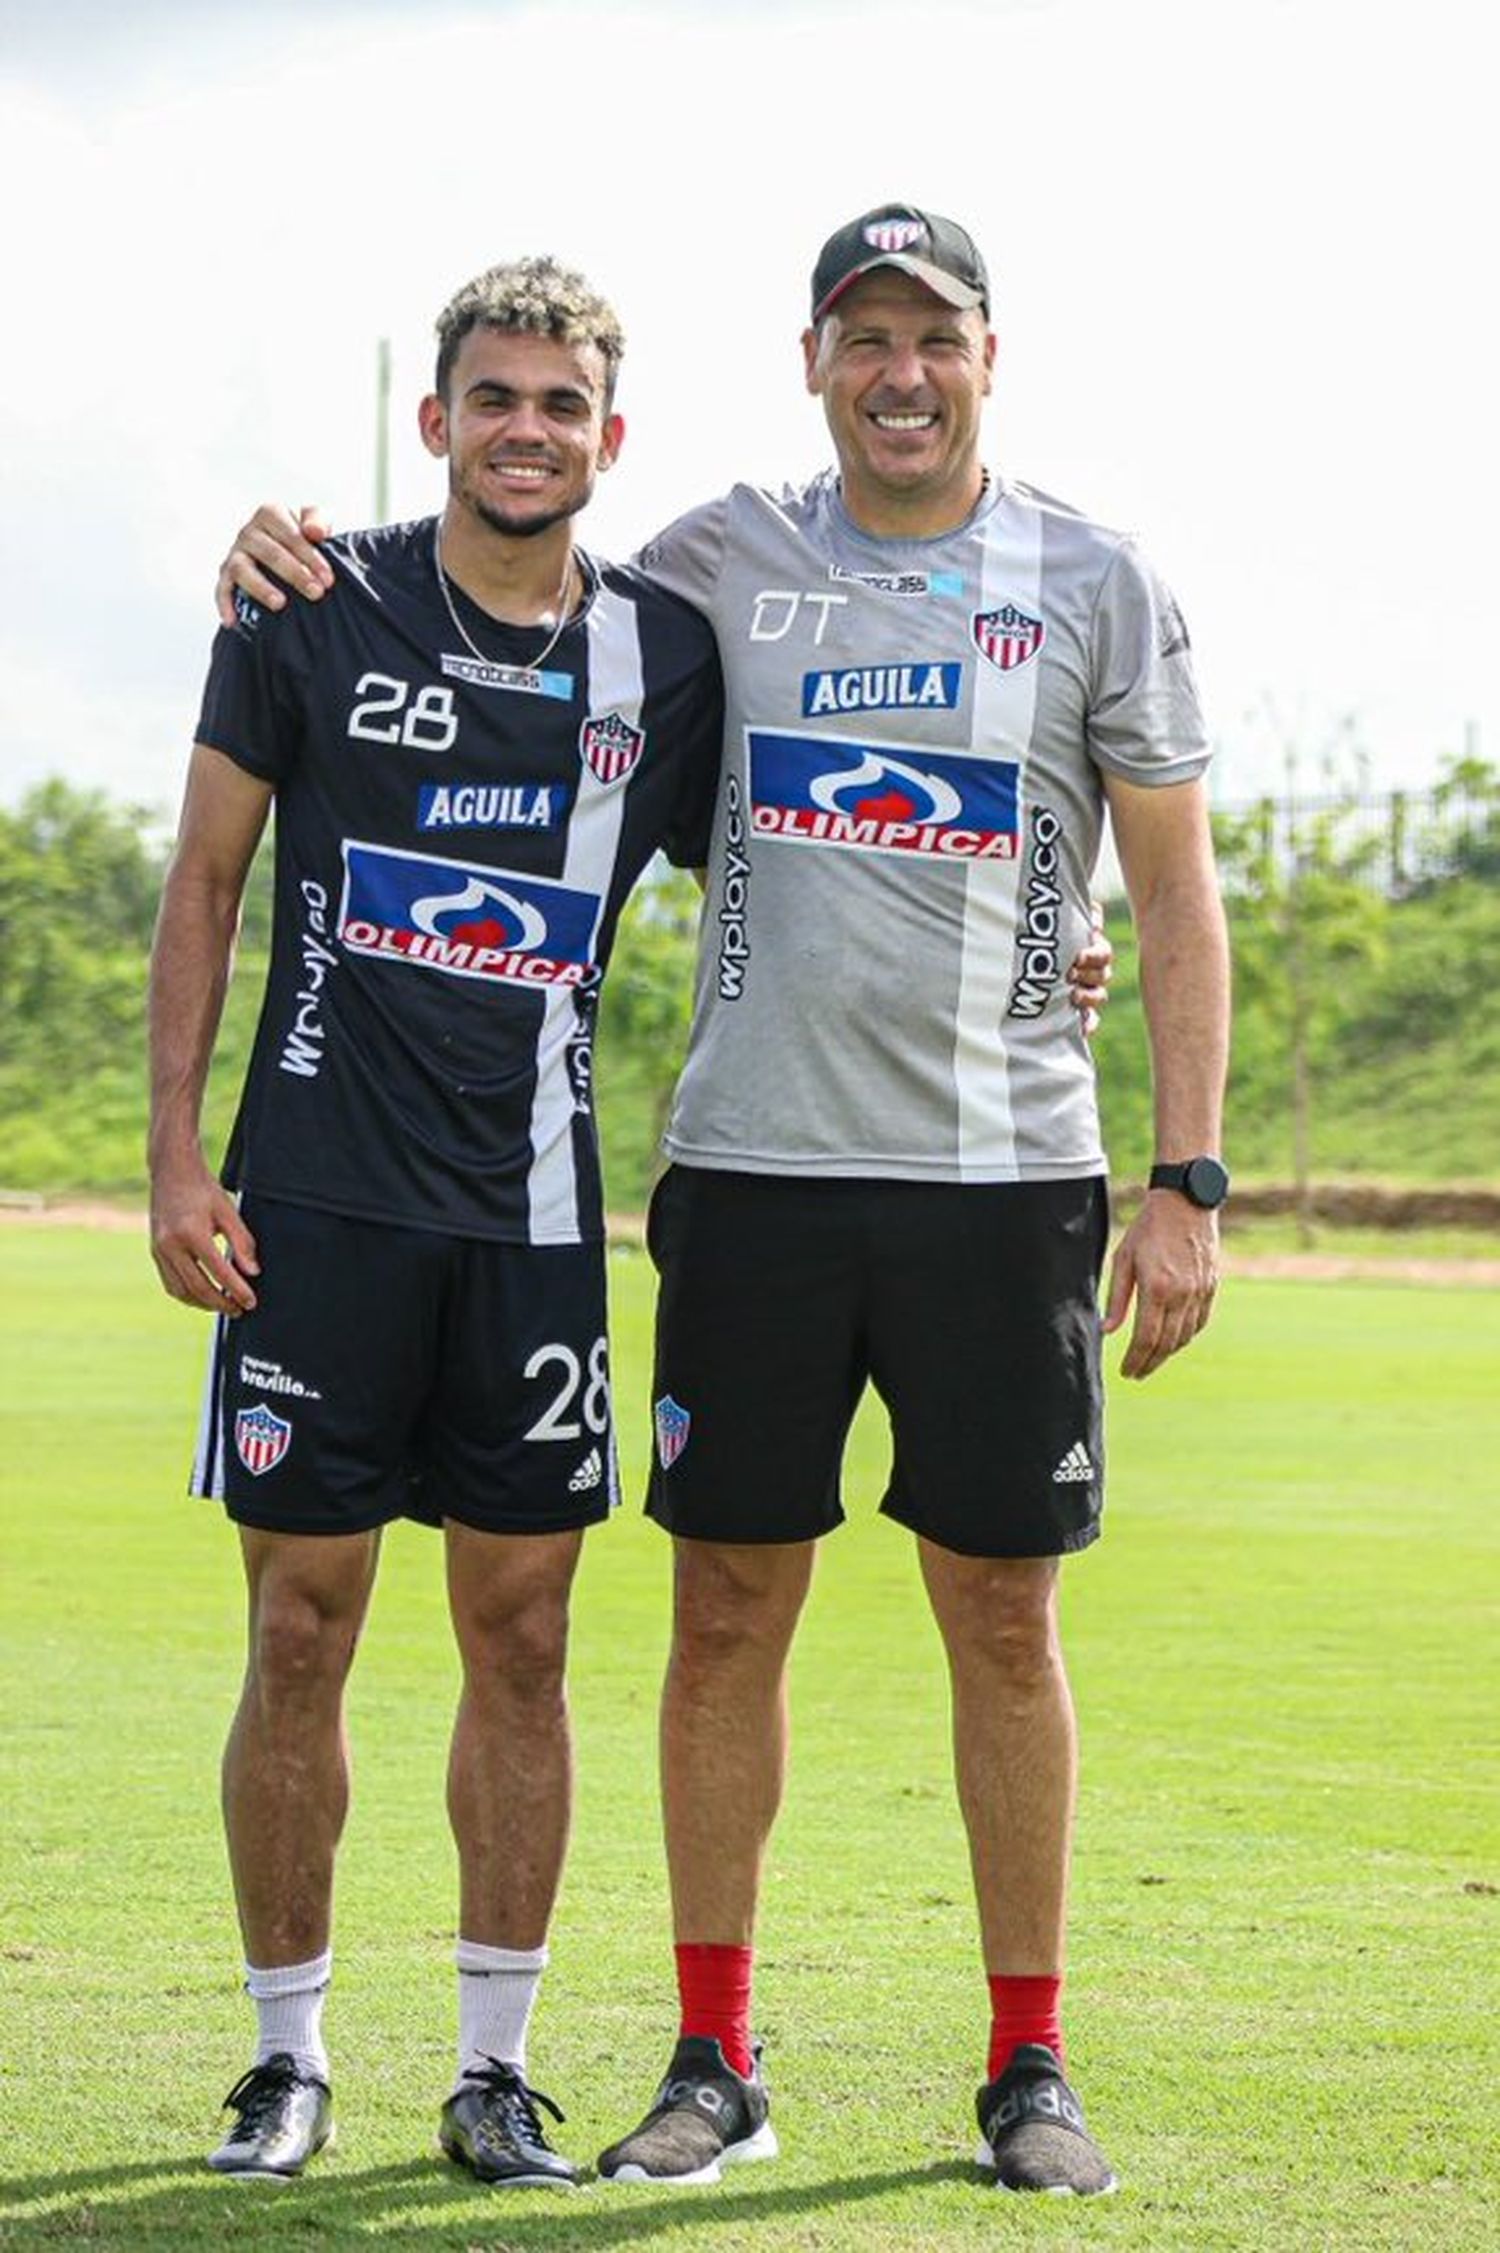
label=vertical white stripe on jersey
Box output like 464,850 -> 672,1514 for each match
952,509 -> 1044,1175
525,585 -> 646,1241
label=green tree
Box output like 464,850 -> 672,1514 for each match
1214,786 -> 1387,1241
0,782 -> 166,1049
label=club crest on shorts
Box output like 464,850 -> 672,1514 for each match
654,1395 -> 691,1470
580,710 -> 645,786
972,602 -> 1045,673
235,1402 -> 292,1477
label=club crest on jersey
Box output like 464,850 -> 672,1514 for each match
580,711 -> 644,786
338,840 -> 600,987
972,602 -> 1045,673
802,662 -> 961,717
654,1395 -> 691,1469
235,1403 -> 291,1477
747,732 -> 1019,860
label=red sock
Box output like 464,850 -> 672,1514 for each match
675,1943 -> 754,2078
986,1972 -> 1064,2082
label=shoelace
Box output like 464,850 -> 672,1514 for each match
221,2058 -> 304,2130
467,2055 -> 566,2139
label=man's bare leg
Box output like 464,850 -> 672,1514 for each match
439,1524 -> 587,2189
222,1526 -> 382,1966
209,1526 -> 378,2175
661,1537 -> 817,1945
445,1524 -> 585,1949
917,1545 -> 1074,1975
595,1538 -> 812,2183
919,1542 -> 1115,2195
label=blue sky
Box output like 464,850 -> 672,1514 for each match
2,0 -> 1493,816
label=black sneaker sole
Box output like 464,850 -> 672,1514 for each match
438,2137 -> 581,2190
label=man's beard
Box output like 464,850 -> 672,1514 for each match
457,466 -> 594,541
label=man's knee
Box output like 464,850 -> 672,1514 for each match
670,1539 -> 813,1670
448,1530 -> 579,1697
242,1533 -> 377,1702
926,1550 -> 1064,1685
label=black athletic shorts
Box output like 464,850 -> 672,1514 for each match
191,1194 -> 618,1536
644,1167 -> 1109,1559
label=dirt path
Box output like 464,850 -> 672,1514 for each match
4,1201 -> 1498,1286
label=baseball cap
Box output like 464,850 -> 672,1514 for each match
810,204 -> 990,324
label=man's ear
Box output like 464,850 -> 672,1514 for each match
418,392 -> 449,460
801,325 -> 823,396
597,411 -> 626,475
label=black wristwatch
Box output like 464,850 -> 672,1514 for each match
1148,1156 -> 1230,1210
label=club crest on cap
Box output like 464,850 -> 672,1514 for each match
863,218 -> 926,254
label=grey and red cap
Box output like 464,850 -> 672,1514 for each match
810,204 -> 990,324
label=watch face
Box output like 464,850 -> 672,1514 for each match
1185,1156 -> 1230,1208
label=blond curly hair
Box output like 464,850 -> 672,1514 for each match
434,256 -> 626,408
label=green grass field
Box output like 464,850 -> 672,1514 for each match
2,1226 -> 1497,2250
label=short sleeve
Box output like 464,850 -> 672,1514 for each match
1087,542 -> 1210,785
194,589 -> 304,784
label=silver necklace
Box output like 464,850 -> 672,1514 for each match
433,528 -> 578,673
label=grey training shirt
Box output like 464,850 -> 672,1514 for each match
637,470 -> 1210,1183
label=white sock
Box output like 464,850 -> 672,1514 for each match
455,1938 -> 548,2086
245,1950 -> 332,2083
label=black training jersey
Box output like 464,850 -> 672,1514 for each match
195,517 -> 723,1244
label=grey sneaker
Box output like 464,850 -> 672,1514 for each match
439,2057 -> 581,2188
976,2043 -> 1118,2195
597,2035 -> 777,2185
208,2052 -> 334,2179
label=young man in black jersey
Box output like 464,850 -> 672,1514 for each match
150,256 -> 725,2186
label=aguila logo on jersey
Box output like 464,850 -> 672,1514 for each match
972,602 -> 1045,673
418,782 -> 557,833
338,841 -> 600,987
580,711 -> 644,786
747,732 -> 1019,860
235,1403 -> 291,1477
801,662 -> 961,717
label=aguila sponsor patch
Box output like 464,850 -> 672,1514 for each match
801,662 -> 961,717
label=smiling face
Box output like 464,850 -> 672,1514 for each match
803,269 -> 996,536
419,323 -> 623,542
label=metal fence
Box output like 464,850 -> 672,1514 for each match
1211,782 -> 1499,896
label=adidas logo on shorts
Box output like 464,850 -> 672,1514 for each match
568,1448 -> 603,1494
1051,1442 -> 1094,1485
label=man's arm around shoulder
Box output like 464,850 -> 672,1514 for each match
216,505 -> 334,624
